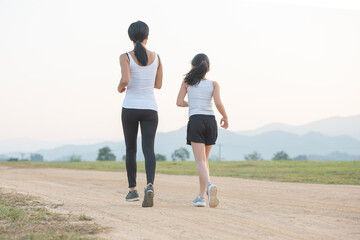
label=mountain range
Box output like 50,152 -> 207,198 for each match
237,115 -> 360,140
1,115 -> 360,161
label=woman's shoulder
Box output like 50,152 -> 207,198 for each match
119,52 -> 131,62
146,49 -> 159,59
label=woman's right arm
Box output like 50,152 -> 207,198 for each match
118,54 -> 130,93
154,54 -> 163,89
213,81 -> 229,129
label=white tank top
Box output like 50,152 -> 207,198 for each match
187,79 -> 214,117
122,52 -> 158,111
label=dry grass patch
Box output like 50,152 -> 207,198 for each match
0,189 -> 106,240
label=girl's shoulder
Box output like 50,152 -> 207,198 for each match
212,80 -> 219,88
182,80 -> 189,88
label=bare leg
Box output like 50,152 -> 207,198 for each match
205,145 -> 212,170
198,145 -> 213,197
192,142 -> 211,197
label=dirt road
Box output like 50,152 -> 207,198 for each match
0,167 -> 359,240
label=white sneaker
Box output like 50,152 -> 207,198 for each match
192,195 -> 206,207
207,184 -> 219,208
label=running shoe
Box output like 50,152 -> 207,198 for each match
125,190 -> 139,202
142,184 -> 154,207
192,195 -> 206,207
207,184 -> 219,208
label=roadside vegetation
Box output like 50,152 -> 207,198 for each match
1,160 -> 359,185
0,189 -> 105,240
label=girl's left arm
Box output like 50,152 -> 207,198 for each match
176,81 -> 188,107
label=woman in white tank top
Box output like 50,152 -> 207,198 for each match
176,53 -> 228,208
118,21 -> 163,207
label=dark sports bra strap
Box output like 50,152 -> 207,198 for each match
126,52 -> 130,61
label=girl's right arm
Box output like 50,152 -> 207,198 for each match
176,81 -> 189,107
213,81 -> 229,129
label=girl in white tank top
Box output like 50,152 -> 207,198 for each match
187,79 -> 214,117
176,53 -> 228,208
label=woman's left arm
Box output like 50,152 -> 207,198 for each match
118,54 -> 130,93
176,81 -> 188,107
154,54 -> 163,89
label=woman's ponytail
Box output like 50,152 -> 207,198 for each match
134,40 -> 148,66
184,54 -> 210,86
128,21 -> 149,66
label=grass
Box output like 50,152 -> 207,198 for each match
0,189 -> 105,240
0,160 -> 359,185
79,215 -> 92,222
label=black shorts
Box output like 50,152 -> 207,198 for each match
187,114 -> 218,146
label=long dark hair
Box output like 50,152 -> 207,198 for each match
184,53 -> 210,86
128,21 -> 149,66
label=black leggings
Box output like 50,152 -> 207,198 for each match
122,108 -> 158,188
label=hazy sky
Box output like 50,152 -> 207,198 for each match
1,0 -> 359,143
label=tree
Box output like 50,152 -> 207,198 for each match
155,153 -> 167,161
171,147 -> 190,161
96,147 -> 116,161
272,151 -> 291,160
122,154 -> 126,161
8,158 -> 19,162
69,154 -> 82,162
30,153 -> 44,162
293,154 -> 308,161
244,151 -> 262,161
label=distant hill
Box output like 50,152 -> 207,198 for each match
0,138 -> 65,153
2,114 -> 360,161
307,152 -> 360,161
0,138 -> 108,154
36,128 -> 193,162
36,141 -> 124,162
237,115 -> 360,140
0,154 -> 8,162
215,130 -> 360,160
3,128 -> 360,162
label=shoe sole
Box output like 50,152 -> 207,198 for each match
208,185 -> 219,208
142,190 -> 154,207
192,202 -> 206,207
125,197 -> 139,202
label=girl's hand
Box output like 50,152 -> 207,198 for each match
220,117 -> 228,129
119,87 -> 126,93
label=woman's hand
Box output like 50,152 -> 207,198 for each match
220,117 -> 228,129
119,87 -> 126,93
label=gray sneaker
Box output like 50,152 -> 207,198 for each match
142,185 -> 154,207
207,184 -> 219,208
192,195 -> 206,207
125,190 -> 139,202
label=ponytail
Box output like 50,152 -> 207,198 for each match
134,40 -> 148,66
128,21 -> 149,66
184,53 -> 210,86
